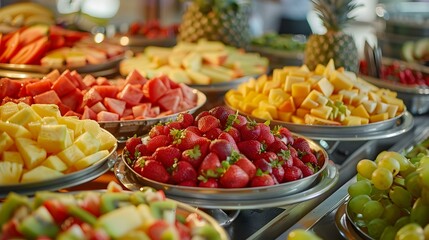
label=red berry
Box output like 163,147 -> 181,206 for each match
220,165 -> 249,188
283,166 -> 303,182
198,115 -> 220,133
177,112 -> 194,128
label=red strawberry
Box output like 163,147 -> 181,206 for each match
198,177 -> 219,188
292,156 -> 306,169
237,140 -> 264,161
210,139 -> 233,161
185,125 -> 202,136
199,152 -> 222,178
153,146 -> 181,169
277,149 -> 293,168
292,137 -> 311,154
250,170 -> 275,187
171,161 -> 197,184
149,125 -> 168,138
208,106 -> 234,127
219,165 -> 249,188
289,145 -> 298,158
224,112 -> 247,130
283,166 -> 303,182
194,111 -> 210,124
239,120 -> 261,141
232,115 -> 248,128
205,127 -> 222,140
259,151 -> 278,163
178,180 -> 197,187
135,143 -> 150,157
166,121 -> 182,131
299,164 -> 314,177
181,145 -> 204,168
171,129 -> 202,151
271,160 -> 285,183
147,135 -> 171,154
301,152 -> 318,165
218,132 -> 238,151
267,140 -> 288,153
133,155 -> 152,174
177,112 -> 194,128
257,122 -> 275,145
253,158 -> 272,173
125,137 -> 142,159
234,155 -> 257,179
140,159 -> 170,183
224,126 -> 241,143
272,125 -> 294,145
198,115 -> 220,133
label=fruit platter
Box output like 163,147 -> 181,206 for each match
360,58 -> 429,115
0,69 -> 206,140
336,132 -> 429,240
114,106 -> 338,209
0,102 -> 118,197
0,182 -> 229,240
225,60 -> 414,140
0,25 -> 126,78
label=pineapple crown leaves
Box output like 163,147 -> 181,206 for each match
311,0 -> 363,31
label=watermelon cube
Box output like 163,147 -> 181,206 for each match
25,79 -> 52,96
132,103 -> 151,118
117,84 -> 144,106
125,69 -> 147,86
61,89 -> 83,111
82,106 -> 97,120
104,97 -> 126,116
0,78 -> 22,99
90,102 -> 108,113
52,74 -> 76,96
82,74 -> 96,87
93,85 -> 118,98
33,90 -> 61,105
97,111 -> 119,121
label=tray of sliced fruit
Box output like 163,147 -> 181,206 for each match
113,106 -> 338,209
119,39 -> 268,91
0,182 -> 229,240
337,129 -> 429,240
224,60 -> 414,141
0,103 -> 118,198
0,69 -> 206,140
359,58 -> 429,115
0,25 -> 126,78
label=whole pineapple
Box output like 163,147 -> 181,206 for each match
304,0 -> 362,72
178,0 -> 251,48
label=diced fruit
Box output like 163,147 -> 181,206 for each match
0,161 -> 23,184
15,138 -> 47,169
21,165 -> 63,183
42,155 -> 67,172
74,150 -> 109,170
37,125 -> 71,153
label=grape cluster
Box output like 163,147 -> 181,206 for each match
347,142 -> 429,240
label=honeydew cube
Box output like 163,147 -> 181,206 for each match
272,69 -> 288,84
74,132 -> 100,156
278,97 -> 296,112
284,76 -> 305,92
308,75 -> 324,86
42,155 -> 68,172
58,145 -> 85,167
352,94 -> 369,106
251,108 -> 273,120
370,113 -> 389,123
362,100 -> 377,114
37,125 -> 71,154
330,94 -> 343,102
31,104 -> 61,118
168,69 -> 192,84
278,111 -> 293,122
21,165 -> 63,183
300,97 -> 319,110
7,107 -> 41,127
291,115 -> 305,124
0,102 -> 19,121
375,102 -> 389,114
387,104 -> 399,118
182,52 -> 202,71
291,82 -> 311,98
305,114 -> 341,126
342,116 -> 363,126
314,77 -> 334,97
82,120 -> 101,138
2,151 -> 23,164
368,92 -> 381,102
330,72 -> 354,92
268,88 -> 290,107
263,81 -> 281,95
380,95 -> 405,112
259,102 -> 278,119
296,108 -> 310,118
314,64 -> 326,75
15,138 -> 47,170
343,71 -> 357,82
310,105 -> 333,119
74,150 -> 109,170
351,104 -> 370,119
339,90 -> 358,105
0,132 -> 14,153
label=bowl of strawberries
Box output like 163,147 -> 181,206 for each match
114,106 -> 337,209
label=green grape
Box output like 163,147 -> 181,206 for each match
356,173 -> 367,181
389,186 -> 412,210
348,179 -> 372,197
424,224 -> 429,239
287,229 -> 321,240
419,166 -> 429,189
362,200 -> 384,221
410,198 -> 429,226
367,218 -> 388,239
378,157 -> 401,176
400,163 -> 417,178
357,159 -> 377,179
394,216 -> 411,230
406,171 -> 422,198
421,188 -> 429,205
348,195 -> 371,214
376,151 -> 410,171
371,187 -> 388,201
382,203 -> 402,225
372,167 -> 393,190
396,223 -> 424,240
393,176 -> 405,187
380,225 -> 397,240
417,156 -> 429,168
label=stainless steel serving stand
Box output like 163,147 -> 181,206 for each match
273,115 -> 429,240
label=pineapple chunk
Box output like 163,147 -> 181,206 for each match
7,107 -> 41,126
57,145 -> 85,167
37,125 -> 72,153
284,76 -> 305,92
362,100 -> 377,114
278,111 -> 292,122
304,114 -> 341,126
74,150 -> 109,170
330,71 -> 354,92
251,108 -> 273,120
380,95 -> 405,113
268,88 -> 290,107
258,102 -> 278,119
42,155 -> 68,172
0,102 -> 19,121
97,130 -> 117,151
0,161 -> 23,184
2,151 -> 23,164
342,116 -> 363,126
15,138 -> 47,170
82,120 -> 102,138
0,122 -> 32,139
31,104 -> 61,118
74,132 -> 101,155
296,108 -> 310,118
57,117 -> 84,137
21,165 -> 63,183
0,132 -> 14,153
262,81 -> 281,95
291,115 -> 305,124
272,69 -> 288,85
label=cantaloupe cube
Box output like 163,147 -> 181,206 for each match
37,125 -> 71,154
74,132 -> 100,156
278,111 -> 292,122
291,115 -> 305,124
339,90 -> 357,105
2,151 -> 23,164
294,97 -> 306,108
284,76 -> 305,92
268,88 -> 290,107
351,104 -> 370,119
342,116 -> 363,126
291,82 -> 311,98
330,72 -> 354,92
0,132 -> 14,153
7,107 -> 41,127
310,105 -> 333,119
289,69 -> 310,78
251,108 -> 273,120
74,150 -> 109,170
330,94 -> 343,102
278,97 -> 296,112
370,113 -> 389,123
15,138 -> 47,170
263,81 -> 281,95
21,165 -> 63,183
31,104 -> 61,118
296,108 -> 310,118
58,145 -> 85,167
0,102 -> 19,121
42,155 -> 68,172
314,77 -> 334,97
304,114 -> 341,125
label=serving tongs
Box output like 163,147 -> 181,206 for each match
364,40 -> 382,78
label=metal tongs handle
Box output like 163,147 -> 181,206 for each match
364,40 -> 382,78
